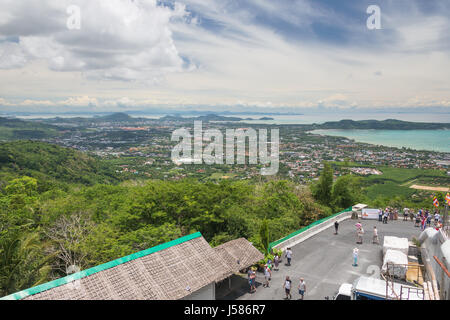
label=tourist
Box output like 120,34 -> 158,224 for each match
283,276 -> 292,300
263,264 -> 271,288
248,267 -> 256,293
378,209 -> 383,222
383,210 -> 389,224
403,208 -> 409,221
285,248 -> 292,266
372,226 -> 379,244
409,209 -> 415,222
352,248 -> 359,267
274,254 -> 279,271
434,212 -> 440,225
247,268 -> 253,292
427,214 -> 432,227
298,278 -> 306,300
334,220 -> 339,235
357,227 -> 364,244
415,213 -> 421,227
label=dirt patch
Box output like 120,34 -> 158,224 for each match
409,185 -> 450,192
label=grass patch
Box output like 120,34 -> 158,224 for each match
364,181 -> 416,199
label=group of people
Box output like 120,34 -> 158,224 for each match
283,276 -> 306,300
378,207 -> 397,224
377,207 -> 444,231
248,247 -> 306,299
413,208 -> 443,231
353,220 -> 379,245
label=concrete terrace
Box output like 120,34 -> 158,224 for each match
237,219 -> 423,300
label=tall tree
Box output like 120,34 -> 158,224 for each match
313,162 -> 333,206
259,218 -> 270,255
332,175 -> 358,210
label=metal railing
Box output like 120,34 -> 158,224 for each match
383,262 -> 425,300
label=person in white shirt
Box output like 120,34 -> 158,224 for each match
298,278 -> 306,300
373,226 -> 379,244
403,208 -> 409,221
283,276 -> 292,300
263,265 -> 271,288
285,248 -> 292,266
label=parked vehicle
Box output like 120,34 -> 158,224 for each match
330,276 -> 424,300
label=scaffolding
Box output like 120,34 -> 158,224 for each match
383,262 -> 425,300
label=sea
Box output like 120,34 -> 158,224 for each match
310,129 -> 450,153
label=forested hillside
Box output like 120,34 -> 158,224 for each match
0,117 -> 62,140
0,141 -> 120,187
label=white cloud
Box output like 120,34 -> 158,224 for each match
0,0 -> 449,111
0,0 -> 191,81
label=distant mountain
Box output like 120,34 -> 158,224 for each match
160,114 -> 244,122
98,113 -> 133,121
316,119 -> 450,130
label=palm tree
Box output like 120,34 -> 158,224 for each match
0,232 -> 50,296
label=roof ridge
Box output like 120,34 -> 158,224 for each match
1,231 -> 202,300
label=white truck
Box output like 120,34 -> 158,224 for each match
331,276 -> 424,300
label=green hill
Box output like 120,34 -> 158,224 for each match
0,141 -> 120,186
0,117 -> 62,140
317,119 -> 450,130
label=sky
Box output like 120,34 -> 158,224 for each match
0,0 -> 449,114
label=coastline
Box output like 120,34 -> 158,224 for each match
309,129 -> 450,153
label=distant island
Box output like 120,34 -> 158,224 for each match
313,119 -> 450,130
159,114 -> 244,122
159,114 -> 274,122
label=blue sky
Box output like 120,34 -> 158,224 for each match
0,0 -> 449,113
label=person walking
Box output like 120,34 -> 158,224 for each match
421,215 -> 426,231
263,264 -> 271,288
352,248 -> 359,267
274,254 -> 279,271
283,276 -> 292,300
383,210 -> 389,224
334,220 -> 339,235
248,267 -> 256,293
298,278 -> 306,300
285,248 -> 292,266
356,225 -> 364,244
409,209 -> 415,222
372,226 -> 379,244
403,208 -> 409,221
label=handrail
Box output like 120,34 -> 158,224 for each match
433,256 -> 450,278
268,206 -> 353,251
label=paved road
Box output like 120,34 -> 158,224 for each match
238,218 -> 422,300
